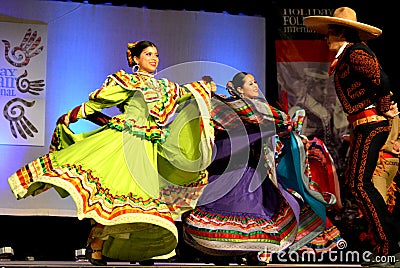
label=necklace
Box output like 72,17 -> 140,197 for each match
136,71 -> 154,77
136,72 -> 162,93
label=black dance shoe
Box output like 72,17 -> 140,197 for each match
138,259 -> 155,266
246,252 -> 267,266
129,259 -> 155,266
86,244 -> 107,266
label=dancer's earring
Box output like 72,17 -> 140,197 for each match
132,64 -> 139,73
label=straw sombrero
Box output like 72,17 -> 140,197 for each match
304,7 -> 382,40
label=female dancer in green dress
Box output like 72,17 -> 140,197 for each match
8,40 -> 215,265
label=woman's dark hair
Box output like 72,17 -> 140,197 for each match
126,40 -> 157,67
227,72 -> 248,97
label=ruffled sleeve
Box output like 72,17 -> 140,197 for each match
75,70 -> 138,119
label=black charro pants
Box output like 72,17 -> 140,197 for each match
348,120 -> 400,256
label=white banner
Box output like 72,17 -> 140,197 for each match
0,17 -> 47,146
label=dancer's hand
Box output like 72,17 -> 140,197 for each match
384,102 -> 399,118
390,140 -> 400,156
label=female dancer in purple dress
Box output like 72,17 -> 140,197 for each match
182,72 -> 341,265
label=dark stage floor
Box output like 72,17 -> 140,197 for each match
0,260 -> 363,267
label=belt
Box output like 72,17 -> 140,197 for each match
385,161 -> 399,166
351,115 -> 387,127
347,108 -> 378,124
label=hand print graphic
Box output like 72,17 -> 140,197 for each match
2,28 -> 43,67
1,26 -> 46,144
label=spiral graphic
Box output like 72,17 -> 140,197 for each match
2,28 -> 43,67
16,70 -> 45,95
3,98 -> 38,139
336,239 -> 347,249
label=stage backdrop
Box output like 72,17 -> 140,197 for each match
0,0 -> 265,216
0,16 -> 47,146
274,5 -> 350,174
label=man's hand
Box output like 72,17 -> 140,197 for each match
384,102 -> 399,118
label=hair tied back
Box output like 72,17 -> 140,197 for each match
126,41 -> 139,67
127,41 -> 139,49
